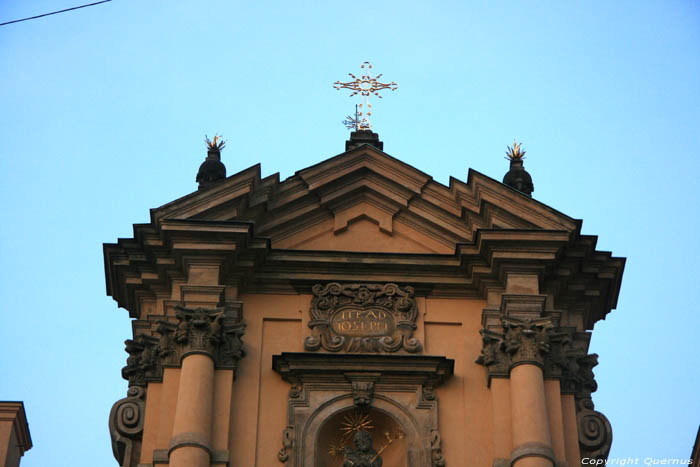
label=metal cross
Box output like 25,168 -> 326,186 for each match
334,61 -> 397,130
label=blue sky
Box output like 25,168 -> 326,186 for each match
1,1 -> 698,465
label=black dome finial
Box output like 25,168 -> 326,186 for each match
503,140 -> 534,196
196,134 -> 227,190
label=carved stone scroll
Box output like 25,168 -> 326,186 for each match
577,399 -> 613,461
572,354 -> 613,460
278,426 -> 295,463
304,283 -> 422,353
430,429 -> 446,467
108,386 -> 146,467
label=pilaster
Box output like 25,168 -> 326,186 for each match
477,273 -> 612,467
109,261 -> 246,467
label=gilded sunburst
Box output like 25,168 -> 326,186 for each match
340,412 -> 374,439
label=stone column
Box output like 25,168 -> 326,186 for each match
163,305 -> 245,467
504,317 -> 555,467
169,353 -> 215,466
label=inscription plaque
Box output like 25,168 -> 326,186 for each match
304,283 -> 422,353
330,307 -> 395,337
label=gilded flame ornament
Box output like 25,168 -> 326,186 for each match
505,140 -> 526,160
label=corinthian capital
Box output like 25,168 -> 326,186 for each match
501,316 -> 554,368
159,304 -> 246,367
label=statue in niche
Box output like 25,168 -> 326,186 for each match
342,430 -> 382,467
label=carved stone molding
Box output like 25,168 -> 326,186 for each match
109,386 -> 146,467
120,303 -> 246,387
304,282 -> 422,353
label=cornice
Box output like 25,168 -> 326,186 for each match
105,221 -> 622,329
104,147 -> 624,327
272,352 -> 454,386
0,401 -> 32,455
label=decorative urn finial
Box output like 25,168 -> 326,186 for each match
196,134 -> 227,190
503,140 -> 534,196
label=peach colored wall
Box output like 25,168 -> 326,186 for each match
229,294 -> 304,466
424,297 -> 494,467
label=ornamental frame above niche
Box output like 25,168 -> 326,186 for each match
304,282 -> 422,353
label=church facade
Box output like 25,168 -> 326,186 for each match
104,131 -> 624,467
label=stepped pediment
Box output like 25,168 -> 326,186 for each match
105,143 -> 624,329
151,144 -> 579,253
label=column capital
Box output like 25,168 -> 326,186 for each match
502,316 -> 554,368
476,316 -> 556,379
120,302 -> 246,388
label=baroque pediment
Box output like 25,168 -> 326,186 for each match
149,144 -> 579,251
104,143 -> 625,329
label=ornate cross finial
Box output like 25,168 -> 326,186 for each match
334,61 -> 397,130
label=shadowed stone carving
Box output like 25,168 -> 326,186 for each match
304,282 -> 422,353
429,429 -> 446,467
119,303 -> 246,389
273,352 -> 453,466
278,426 -> 294,462
108,386 -> 146,467
164,305 -> 246,363
121,334 -> 160,387
475,317 -> 555,376
572,354 -> 613,460
502,317 -> 553,367
351,381 -> 375,410
342,430 -> 382,467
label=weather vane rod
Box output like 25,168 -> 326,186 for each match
334,61 -> 397,131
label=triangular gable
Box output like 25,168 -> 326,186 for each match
149,144 -> 580,254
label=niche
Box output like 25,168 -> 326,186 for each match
273,352 -> 454,467
316,407 -> 406,467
